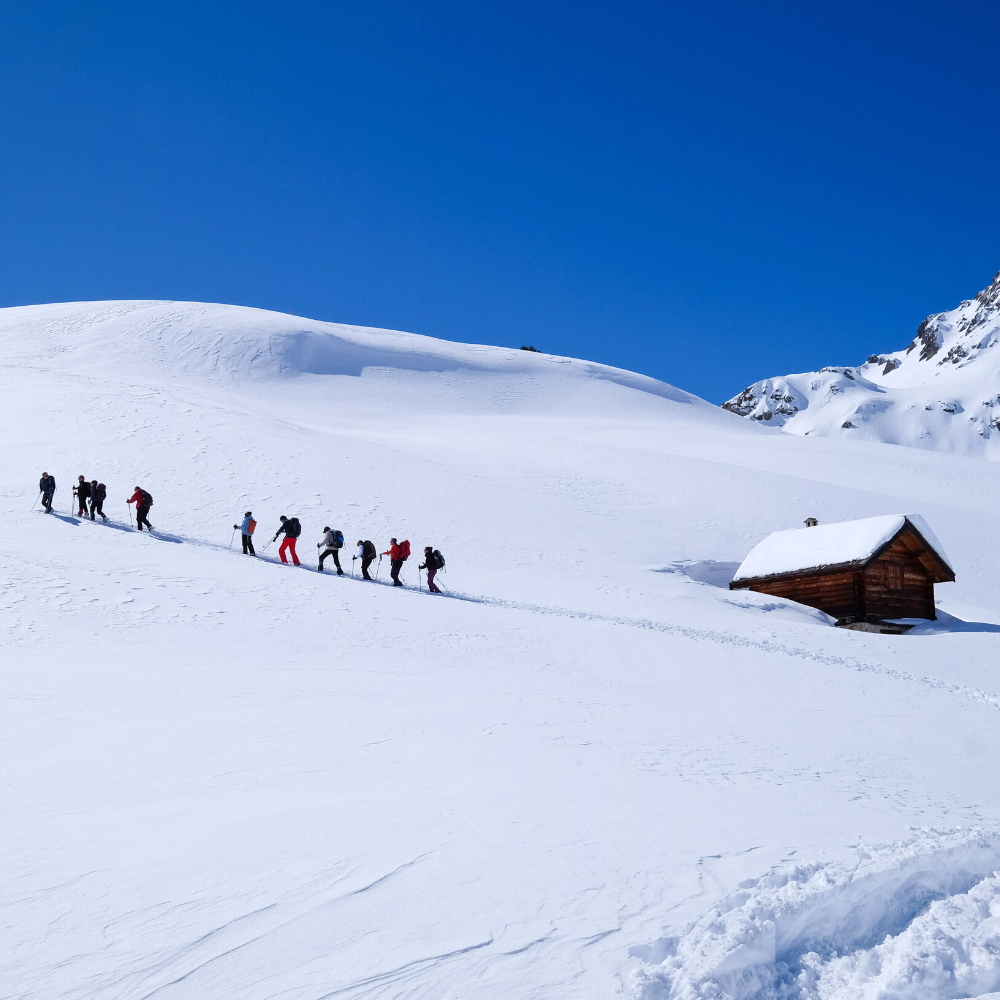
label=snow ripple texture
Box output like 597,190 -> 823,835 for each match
632,829 -> 1000,1000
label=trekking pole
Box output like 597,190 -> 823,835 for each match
352,555 -> 356,578
30,492 -> 39,512
229,528 -> 236,552
127,503 -> 134,527
376,555 -> 382,580
419,568 -> 422,591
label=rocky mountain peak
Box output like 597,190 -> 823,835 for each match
722,270 -> 1000,457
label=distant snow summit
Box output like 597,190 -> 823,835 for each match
723,270 -> 1000,457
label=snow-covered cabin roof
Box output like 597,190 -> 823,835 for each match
731,514 -> 954,584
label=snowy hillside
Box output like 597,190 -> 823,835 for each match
7,300 -> 1000,1000
723,270 -> 1000,456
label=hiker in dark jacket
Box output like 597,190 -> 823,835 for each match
74,476 -> 91,516
127,487 -> 153,531
38,473 -> 55,513
89,480 -> 108,521
419,546 -> 443,593
317,527 -> 344,574
234,512 -> 256,555
356,539 -> 376,580
274,515 -> 301,565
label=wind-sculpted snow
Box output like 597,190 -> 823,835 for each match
631,829 -> 1000,1000
723,271 -> 1000,457
0,299 -> 709,412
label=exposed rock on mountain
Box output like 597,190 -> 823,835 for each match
723,271 -> 1000,456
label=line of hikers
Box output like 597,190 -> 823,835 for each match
38,474 -> 154,531
233,511 -> 445,591
38,473 -> 444,592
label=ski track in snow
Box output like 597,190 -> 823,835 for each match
16,507 -> 1000,720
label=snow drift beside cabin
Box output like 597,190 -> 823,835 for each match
732,514 -> 953,584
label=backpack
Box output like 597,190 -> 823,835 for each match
363,540 -> 376,559
247,518 -> 256,535
286,517 -> 301,538
95,484 -> 107,501
139,489 -> 153,506
399,539 -> 411,560
332,529 -> 344,549
432,549 -> 445,570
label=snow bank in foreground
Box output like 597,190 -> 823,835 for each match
631,829 -> 1000,1000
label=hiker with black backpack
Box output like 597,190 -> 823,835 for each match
381,538 -> 411,587
419,546 -> 445,593
127,486 -> 154,532
356,539 -> 377,580
74,476 -> 91,517
90,480 -> 108,521
38,473 -> 55,513
317,527 -> 345,574
273,515 -> 301,565
234,512 -> 257,555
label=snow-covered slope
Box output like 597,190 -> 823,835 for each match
7,300 -> 1000,1000
723,270 -> 1000,456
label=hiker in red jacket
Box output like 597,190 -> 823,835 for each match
126,486 -> 153,532
381,537 -> 410,587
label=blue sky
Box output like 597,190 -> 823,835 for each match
1,1 -> 997,401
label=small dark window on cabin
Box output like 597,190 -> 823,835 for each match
886,563 -> 903,591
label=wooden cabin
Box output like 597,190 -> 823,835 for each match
730,514 -> 954,633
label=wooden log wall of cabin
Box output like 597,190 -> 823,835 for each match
863,537 -> 936,620
746,570 -> 858,619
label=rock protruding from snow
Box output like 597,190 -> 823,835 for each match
722,270 -> 1000,456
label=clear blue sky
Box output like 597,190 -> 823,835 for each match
1,1 -> 997,401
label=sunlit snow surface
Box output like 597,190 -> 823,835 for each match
5,301 -> 1000,999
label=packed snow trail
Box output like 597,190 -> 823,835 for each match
5,301 -> 1000,999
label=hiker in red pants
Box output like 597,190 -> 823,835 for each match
273,515 -> 301,565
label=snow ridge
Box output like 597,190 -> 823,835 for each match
722,271 -> 1000,457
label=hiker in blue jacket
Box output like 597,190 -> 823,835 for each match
233,512 -> 256,555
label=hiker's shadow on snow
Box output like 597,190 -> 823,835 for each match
49,514 -> 183,543
143,531 -> 184,544
49,513 -> 83,526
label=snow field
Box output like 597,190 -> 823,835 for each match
5,301 -> 1000,998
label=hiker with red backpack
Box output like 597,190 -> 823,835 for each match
127,486 -> 154,531
234,512 -> 257,555
273,515 -> 301,565
381,537 -> 411,587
